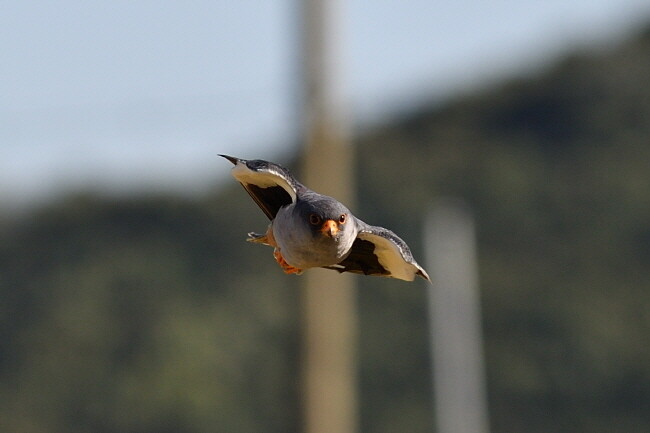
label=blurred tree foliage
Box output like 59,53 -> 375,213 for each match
2,27 -> 650,433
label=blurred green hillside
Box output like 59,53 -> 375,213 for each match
2,27 -> 650,433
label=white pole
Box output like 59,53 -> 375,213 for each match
426,199 -> 490,433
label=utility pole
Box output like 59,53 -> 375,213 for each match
426,199 -> 490,433
297,2 -> 358,433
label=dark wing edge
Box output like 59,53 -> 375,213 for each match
220,155 -> 304,220
324,222 -> 430,282
323,237 -> 390,277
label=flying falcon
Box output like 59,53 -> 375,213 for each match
221,155 -> 430,282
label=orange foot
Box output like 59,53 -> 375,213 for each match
273,249 -> 303,275
247,224 -> 277,247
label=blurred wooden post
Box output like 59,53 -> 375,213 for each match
298,1 -> 358,433
426,199 -> 490,433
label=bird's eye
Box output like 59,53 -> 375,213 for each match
339,214 -> 347,224
309,214 -> 321,225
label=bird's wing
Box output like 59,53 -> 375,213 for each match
220,155 -> 303,220
324,222 -> 430,282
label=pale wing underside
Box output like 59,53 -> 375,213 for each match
324,222 -> 430,282
221,155 -> 302,220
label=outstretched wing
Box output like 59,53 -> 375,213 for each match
325,221 -> 430,282
220,155 -> 304,220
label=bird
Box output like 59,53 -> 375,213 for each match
220,155 -> 430,282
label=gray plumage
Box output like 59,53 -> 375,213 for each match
220,154 -> 430,282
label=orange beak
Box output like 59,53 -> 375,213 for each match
320,219 -> 339,237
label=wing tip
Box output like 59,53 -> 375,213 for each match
416,267 -> 431,283
219,154 -> 240,165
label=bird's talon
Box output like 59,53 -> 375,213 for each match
247,232 -> 269,245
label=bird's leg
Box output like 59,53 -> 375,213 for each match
273,249 -> 303,275
246,224 -> 276,247
247,225 -> 302,274
247,232 -> 270,245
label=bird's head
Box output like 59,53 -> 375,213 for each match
295,195 -> 354,241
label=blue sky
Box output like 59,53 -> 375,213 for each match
2,1 -> 650,206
